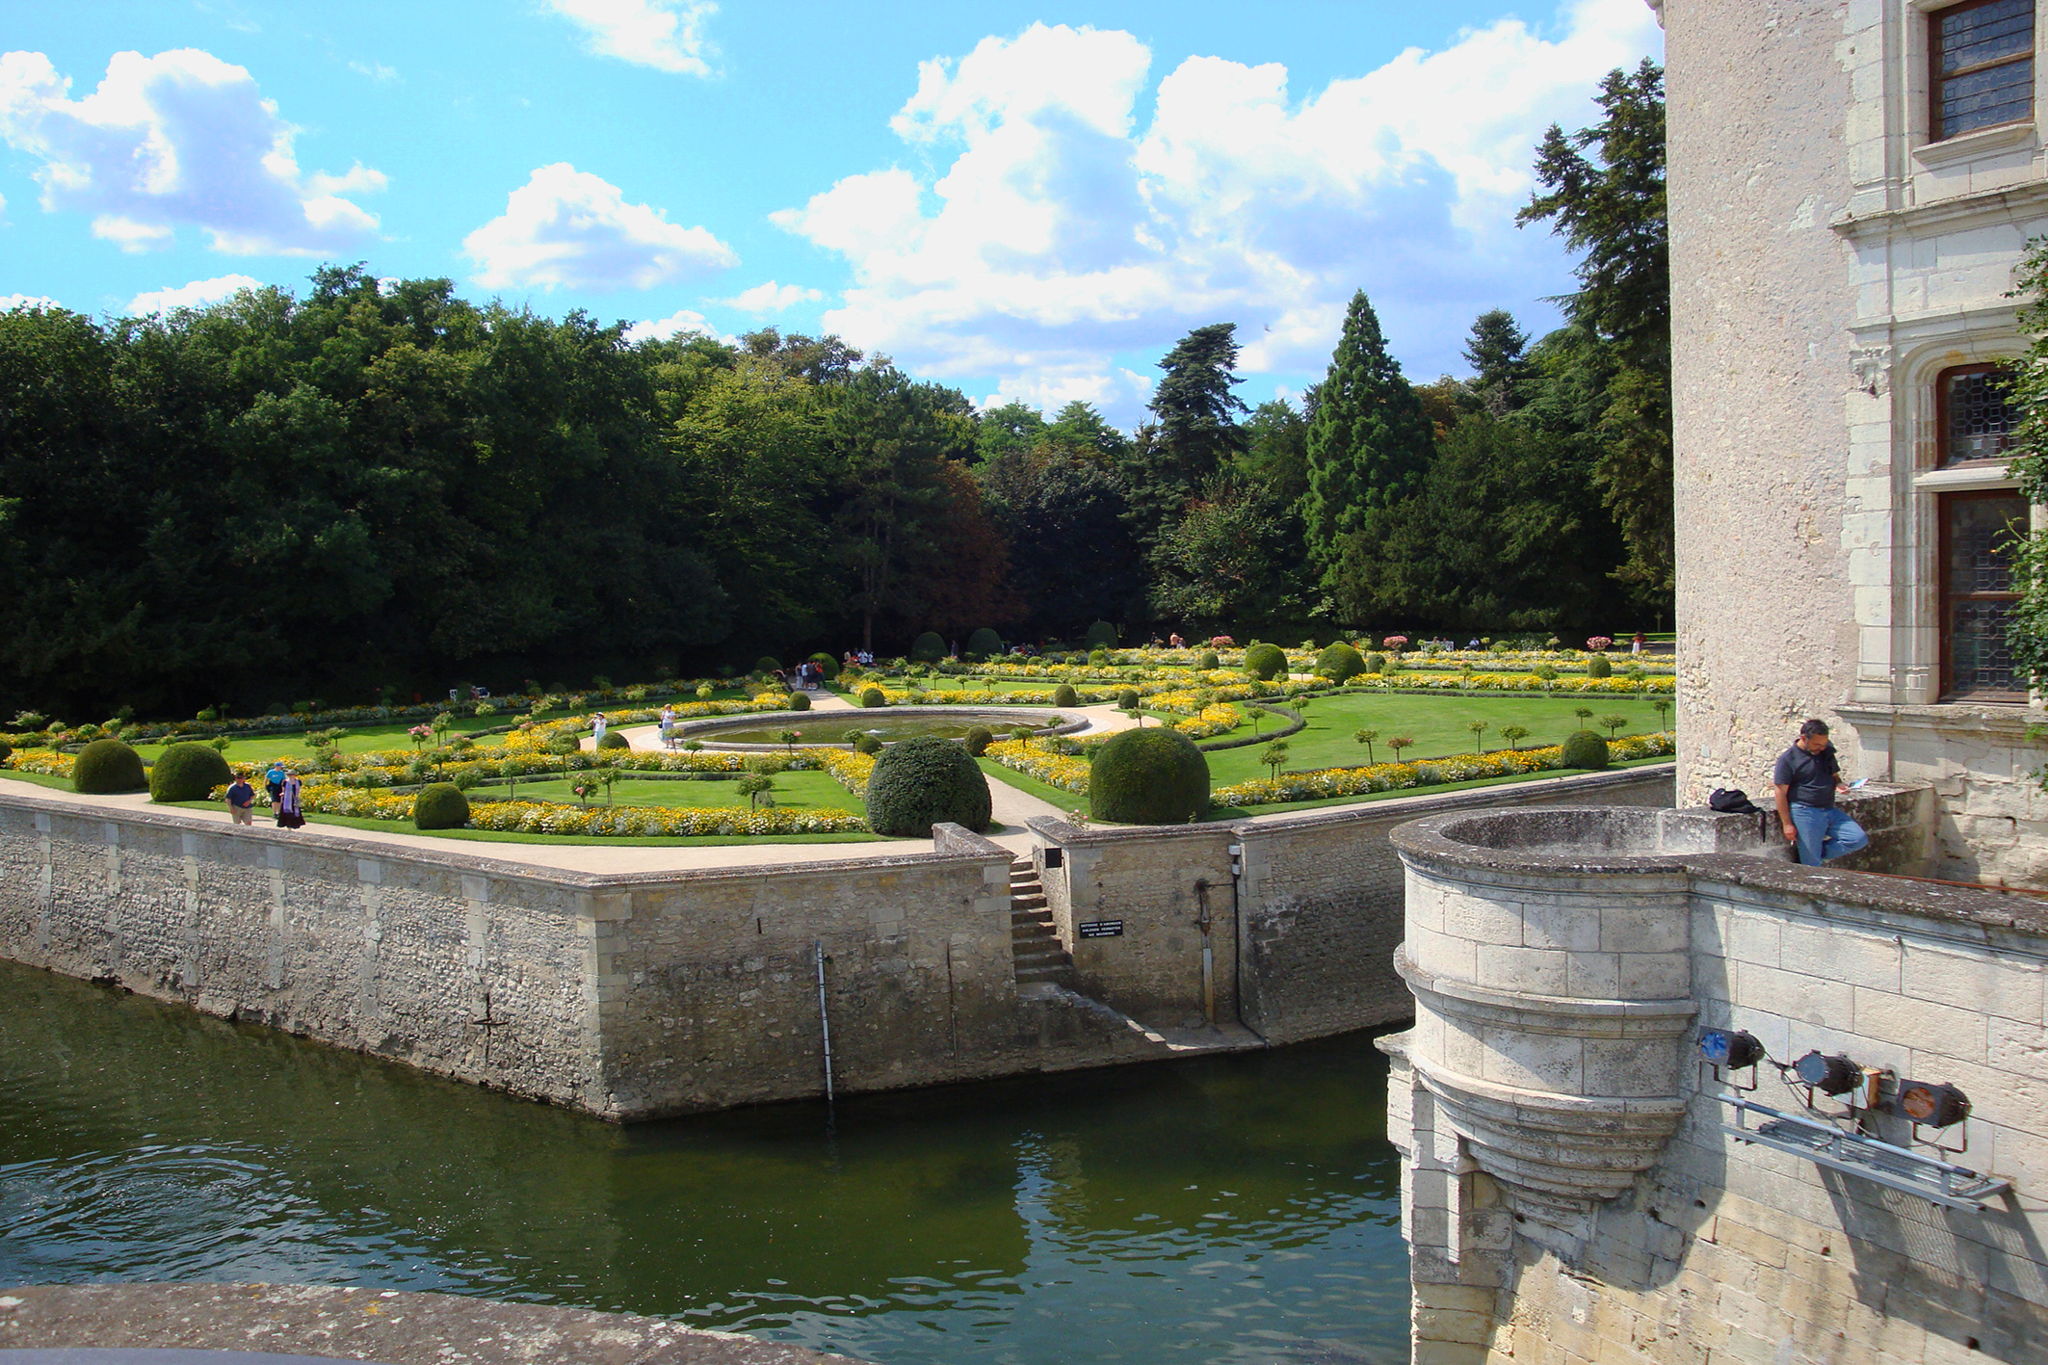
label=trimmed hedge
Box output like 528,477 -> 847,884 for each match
753,656 -> 782,675
1052,683 -> 1079,707
1117,688 -> 1141,711
964,725 -> 993,757
1314,641 -> 1365,683
854,732 -> 884,755
1561,730 -> 1610,770
1586,654 -> 1613,678
865,736 -> 992,836
1090,727 -> 1210,825
966,627 -> 1003,658
1244,642 -> 1286,681
860,687 -> 887,708
910,631 -> 947,662
1365,653 -> 1387,674
597,730 -> 630,750
148,742 -> 232,803
1197,649 -> 1220,670
807,652 -> 840,680
786,691 -> 811,711
1085,620 -> 1118,648
414,782 -> 471,830
73,738 -> 146,794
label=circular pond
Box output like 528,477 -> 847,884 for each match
679,705 -> 1083,748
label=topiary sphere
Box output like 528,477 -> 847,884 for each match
1085,619 -> 1118,649
1586,654 -> 1613,678
1560,730 -> 1610,770
1117,688 -> 1141,711
73,737 -> 147,795
1314,641 -> 1365,683
1089,727 -> 1210,825
1052,683 -> 1079,707
860,686 -> 887,708
1197,649 -> 1220,670
597,730 -> 630,750
1244,642 -> 1287,681
1087,648 -> 1111,668
966,627 -> 1003,658
148,741 -> 232,803
1365,653 -> 1387,674
864,736 -> 992,836
786,691 -> 811,711
414,782 -> 471,830
753,656 -> 782,675
807,652 -> 840,680
964,725 -> 993,757
0,741 -> 12,767
910,631 -> 947,662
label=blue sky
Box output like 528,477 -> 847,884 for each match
0,0 -> 1662,429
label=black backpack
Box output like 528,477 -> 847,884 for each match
1708,787 -> 1761,815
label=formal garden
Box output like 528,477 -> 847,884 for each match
0,632 -> 1674,845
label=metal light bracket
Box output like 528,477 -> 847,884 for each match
1721,1097 -> 2012,1212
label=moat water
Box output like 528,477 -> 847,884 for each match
0,959 -> 1409,1364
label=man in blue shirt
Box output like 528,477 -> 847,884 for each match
1772,719 -> 1869,866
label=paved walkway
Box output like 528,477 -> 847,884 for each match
0,694 -> 1145,875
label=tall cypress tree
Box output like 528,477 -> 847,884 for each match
1301,290 -> 1435,587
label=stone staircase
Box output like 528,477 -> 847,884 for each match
1008,857 -> 1075,988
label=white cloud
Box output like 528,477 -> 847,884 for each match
463,162 -> 737,292
0,48 -> 385,255
978,366 -> 1152,419
0,292 -> 60,311
126,273 -> 262,314
348,60 -> 398,83
721,280 -> 822,313
546,0 -> 717,76
624,307 -> 715,344
774,1 -> 1661,421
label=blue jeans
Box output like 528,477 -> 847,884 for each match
1790,803 -> 1869,866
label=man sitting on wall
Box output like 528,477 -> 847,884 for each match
1773,719 -> 1870,866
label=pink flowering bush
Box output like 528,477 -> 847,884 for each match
1209,635 -> 1236,647
1382,635 -> 1409,652
1586,636 -> 1614,652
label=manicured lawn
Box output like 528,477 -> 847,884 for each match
498,771 -> 863,814
1209,755 -> 1674,818
1201,691 -> 1671,787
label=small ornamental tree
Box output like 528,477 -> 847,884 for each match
1467,720 -> 1489,751
1354,728 -> 1379,763
865,736 -> 992,836
1500,725 -> 1530,751
1260,741 -> 1290,779
1090,727 -> 1210,824
1387,736 -> 1415,761
1600,713 -> 1630,738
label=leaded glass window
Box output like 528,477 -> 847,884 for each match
1940,365 -> 2020,466
1933,0 -> 2035,141
1942,491 -> 2027,700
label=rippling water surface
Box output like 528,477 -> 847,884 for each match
0,959 -> 1408,1363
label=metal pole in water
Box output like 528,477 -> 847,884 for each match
814,940 -> 835,1108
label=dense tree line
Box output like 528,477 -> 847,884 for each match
0,65 -> 1669,717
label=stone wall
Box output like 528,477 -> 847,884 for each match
1388,801 -> 2048,1364
1032,766 -> 1674,1043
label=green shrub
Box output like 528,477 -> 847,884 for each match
0,741 -> 11,766
1560,730 -> 1610,770
753,656 -> 781,675
786,691 -> 811,711
1088,648 -> 1110,668
1314,641 -> 1366,683
964,725 -> 993,757
860,686 -> 887,708
72,738 -> 146,794
1365,653 -> 1387,674
1586,654 -> 1612,678
1085,619 -> 1118,648
597,730 -> 630,750
910,631 -> 947,662
1089,727 -> 1210,825
1244,642 -> 1287,680
148,742 -> 232,803
1118,688 -> 1141,711
414,782 -> 471,830
1197,649 -> 1220,670
806,652 -> 840,681
966,627 -> 1003,658
1052,683 -> 1080,707
854,732 -> 884,755
865,736 -> 992,836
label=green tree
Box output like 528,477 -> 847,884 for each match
1148,475 -> 1305,635
1464,309 -> 1536,416
1518,59 -> 1671,604
1124,324 -> 1248,552
1301,290 -> 1435,596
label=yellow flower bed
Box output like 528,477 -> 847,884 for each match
1211,732 -> 1675,807
816,747 -> 875,796
1172,703 -> 1242,739
984,738 -> 1091,794
7,748 -> 75,778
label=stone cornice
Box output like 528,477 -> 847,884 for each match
1832,178 -> 2048,243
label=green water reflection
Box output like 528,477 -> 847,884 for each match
0,958 -> 1409,1363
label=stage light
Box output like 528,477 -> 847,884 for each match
1792,1051 -> 1860,1096
1898,1080 -> 1970,1129
1698,1028 -> 1764,1069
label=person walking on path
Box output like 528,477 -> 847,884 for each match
275,770 -> 305,830
265,761 -> 287,806
592,712 -> 607,745
1773,719 -> 1868,866
226,772 -> 256,826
